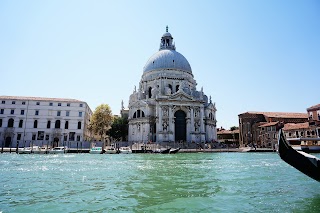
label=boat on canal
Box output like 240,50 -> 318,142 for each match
119,147 -> 132,154
17,147 -> 33,154
49,146 -> 68,154
287,137 -> 320,153
104,146 -> 118,154
278,129 -> 320,182
89,147 -> 103,154
169,148 -> 180,154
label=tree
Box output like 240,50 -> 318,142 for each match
230,126 -> 239,131
89,104 -> 113,142
107,116 -> 128,141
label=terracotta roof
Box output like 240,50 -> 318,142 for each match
259,122 -> 278,127
0,95 -> 83,103
241,111 -> 308,119
217,129 -> 239,134
307,104 -> 320,111
283,122 -> 309,131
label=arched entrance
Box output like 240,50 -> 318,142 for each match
5,137 -> 11,147
53,137 -> 59,147
174,110 -> 186,142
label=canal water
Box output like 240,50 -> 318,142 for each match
1,153 -> 320,212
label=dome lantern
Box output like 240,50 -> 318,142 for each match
159,26 -> 175,51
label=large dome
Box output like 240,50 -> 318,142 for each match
143,49 -> 192,73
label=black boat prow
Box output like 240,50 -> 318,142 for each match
169,148 -> 180,154
278,129 -> 320,182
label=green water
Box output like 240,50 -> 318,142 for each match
1,153 -> 320,212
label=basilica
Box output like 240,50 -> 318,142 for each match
127,27 -> 217,144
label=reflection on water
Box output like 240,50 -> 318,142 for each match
0,153 -> 320,212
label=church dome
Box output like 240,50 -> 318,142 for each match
143,27 -> 192,74
143,49 -> 192,73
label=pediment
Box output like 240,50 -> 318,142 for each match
168,92 -> 194,101
130,100 -> 148,108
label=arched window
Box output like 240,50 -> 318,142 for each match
78,121 -> 81,129
148,87 -> 152,98
8,118 -> 14,127
168,84 -> 172,94
47,120 -> 51,129
55,120 -> 61,128
65,121 -> 69,129
34,120 -> 38,128
176,85 -> 179,92
133,112 -> 136,118
142,111 -> 145,117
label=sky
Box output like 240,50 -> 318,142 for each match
1,0 -> 319,129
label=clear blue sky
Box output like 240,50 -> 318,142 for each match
1,0 -> 319,129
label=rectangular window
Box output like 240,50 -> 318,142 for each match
58,103 -> 61,106
1,101 -> 5,104
49,102 -> 53,106
66,111 -> 70,116
0,109 -> 3,114
79,104 -> 83,107
57,111 -> 61,116
21,110 -> 25,115
12,101 -> 15,104
69,132 -> 75,141
17,133 -> 21,140
67,103 -> 70,107
0,119 -> 2,127
47,120 -> 51,129
37,131 -> 44,140
77,135 -> 80,141
36,102 -> 40,105
79,112 -> 83,117
35,110 -> 39,115
11,109 -> 14,115
45,135 -> 49,140
19,120 -> 23,128
22,101 -> 26,105
32,134 -> 36,140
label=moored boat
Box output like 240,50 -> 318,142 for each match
32,146 -> 48,154
89,147 -> 103,154
49,146 -> 68,154
169,148 -> 180,154
104,146 -> 117,154
119,147 -> 132,154
18,147 -> 32,154
278,129 -> 320,181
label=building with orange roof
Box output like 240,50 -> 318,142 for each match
217,129 -> 239,146
238,111 -> 308,148
306,103 -> 320,138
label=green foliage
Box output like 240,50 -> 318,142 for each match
89,104 -> 113,140
230,126 -> 239,131
107,116 -> 128,141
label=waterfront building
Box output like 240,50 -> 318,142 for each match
0,96 -> 92,148
238,111 -> 308,147
127,27 -> 217,144
217,129 -> 240,147
282,122 -> 313,139
307,103 -> 320,137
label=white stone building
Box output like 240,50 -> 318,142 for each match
128,27 -> 217,144
0,96 -> 92,148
